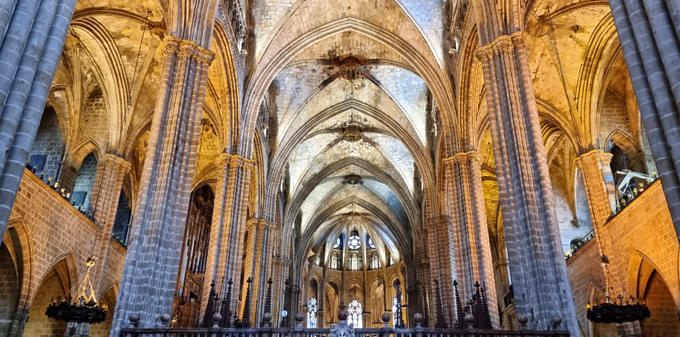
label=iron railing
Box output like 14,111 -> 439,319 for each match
120,315 -> 569,337
120,326 -> 569,337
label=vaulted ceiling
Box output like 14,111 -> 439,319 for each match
250,0 -> 451,263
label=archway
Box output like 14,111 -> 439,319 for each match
0,243 -> 19,336
637,265 -> 680,335
23,258 -> 75,337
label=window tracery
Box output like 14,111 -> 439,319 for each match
348,230 -> 361,250
348,300 -> 362,328
392,297 -> 399,327
306,298 -> 318,328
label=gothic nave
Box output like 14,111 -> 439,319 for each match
0,1 -> 679,336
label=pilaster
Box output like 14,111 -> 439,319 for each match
476,31 -> 579,334
88,154 -> 131,295
200,153 -> 254,322
110,35 -> 215,337
442,151 -> 499,328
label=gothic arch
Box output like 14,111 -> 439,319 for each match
574,13 -> 620,147
3,219 -> 34,328
70,139 -> 102,169
283,157 -> 419,230
31,253 -> 79,305
240,16 -> 457,160
70,16 -> 130,149
265,99 -> 435,223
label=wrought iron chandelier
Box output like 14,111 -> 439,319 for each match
586,256 -> 650,324
586,296 -> 650,324
46,256 -> 107,324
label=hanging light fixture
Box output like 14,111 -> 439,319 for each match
46,256 -> 107,324
586,256 -> 650,324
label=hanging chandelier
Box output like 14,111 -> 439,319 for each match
586,296 -> 650,324
586,256 -> 650,324
46,256 -> 107,324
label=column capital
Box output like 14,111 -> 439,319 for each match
442,151 -> 481,166
217,152 -> 255,170
424,216 -> 451,227
576,149 -> 613,167
101,153 -> 132,172
161,35 -> 215,65
246,217 -> 276,230
476,31 -> 527,60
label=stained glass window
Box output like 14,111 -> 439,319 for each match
307,298 -> 318,328
370,253 -> 379,269
348,300 -> 362,328
348,231 -> 361,250
392,297 -> 399,326
331,253 -> 339,269
367,236 -> 376,249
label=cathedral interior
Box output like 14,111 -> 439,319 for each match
0,0 -> 679,336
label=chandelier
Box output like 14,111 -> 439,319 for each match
46,256 -> 107,324
586,296 -> 650,324
586,256 -> 650,324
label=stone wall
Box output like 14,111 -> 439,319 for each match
29,106 -> 64,181
566,180 -> 680,336
0,169 -> 127,336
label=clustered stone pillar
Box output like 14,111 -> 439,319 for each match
576,151 -> 645,336
442,151 -> 499,328
240,217 -> 274,326
475,32 -> 579,334
201,153 -> 253,322
109,36 -> 214,337
575,150 -> 615,230
410,246 -> 430,325
424,216 -> 456,328
608,0 -> 680,239
0,0 -> 77,237
88,154 -> 131,295
253,218 -> 274,326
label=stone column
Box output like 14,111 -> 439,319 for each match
200,153 -> 253,321
109,36 -> 214,337
442,151 -> 499,328
576,150 -> 645,336
424,217 -> 456,328
88,154 -> 131,295
475,32 -> 579,334
608,0 -> 680,238
575,150 -> 615,229
318,257 -> 327,326
412,242 -> 431,326
0,0 -> 77,237
239,217 -> 274,326
253,219 -> 274,326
